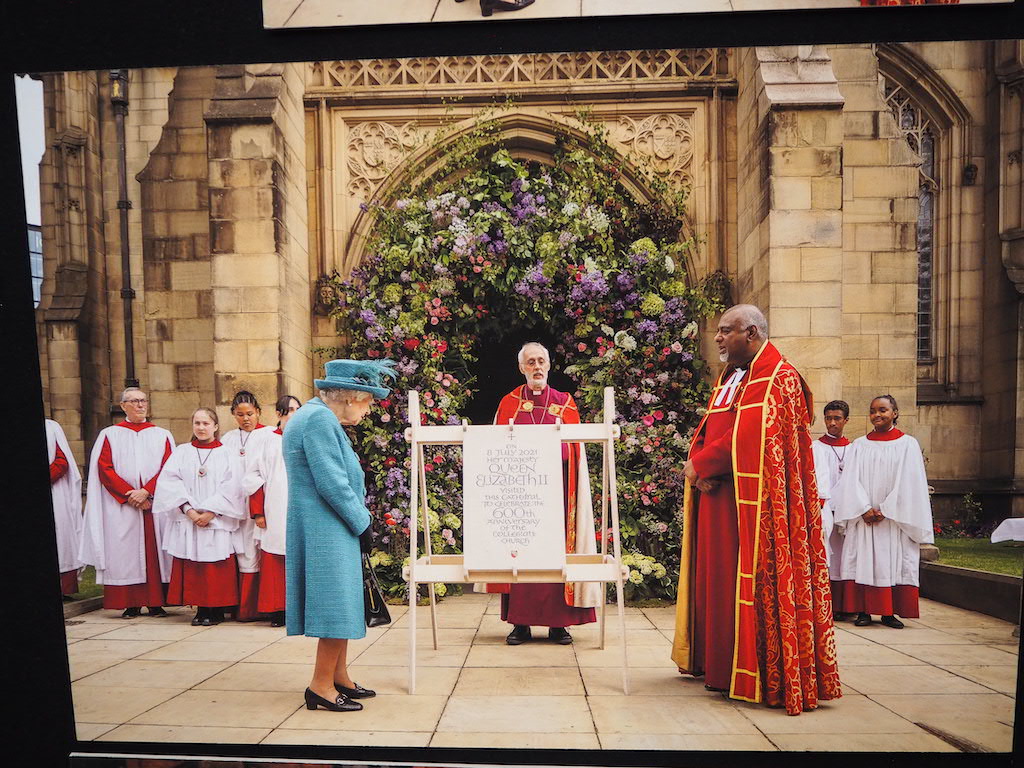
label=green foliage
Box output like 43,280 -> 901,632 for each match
327,111 -> 723,600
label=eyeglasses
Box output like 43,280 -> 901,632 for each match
123,399 -> 148,405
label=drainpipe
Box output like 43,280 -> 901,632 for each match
110,69 -> 138,389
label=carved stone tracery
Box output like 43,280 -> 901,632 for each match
611,113 -> 695,187
346,121 -> 420,199
311,49 -> 730,91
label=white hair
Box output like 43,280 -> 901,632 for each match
319,388 -> 373,404
120,387 -> 146,402
517,342 -> 551,366
726,304 -> 769,340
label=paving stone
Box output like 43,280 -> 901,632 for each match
453,666 -> 585,696
438,694 -> 593,733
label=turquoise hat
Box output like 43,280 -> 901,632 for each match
314,359 -> 398,400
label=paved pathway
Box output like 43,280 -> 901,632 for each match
68,592 -> 1016,751
264,0 -> 1000,30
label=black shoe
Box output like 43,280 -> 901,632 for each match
121,607 -> 141,619
506,625 -> 532,645
335,682 -> 376,699
209,608 -> 226,625
833,612 -> 853,622
147,607 -> 168,618
853,613 -> 873,627
304,687 -> 363,712
704,683 -> 728,692
270,611 -> 286,628
548,627 -> 573,645
479,0 -> 535,16
880,615 -> 905,629
191,608 -> 207,626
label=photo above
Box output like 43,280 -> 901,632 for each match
262,0 -> 1007,30
22,38 -> 1022,755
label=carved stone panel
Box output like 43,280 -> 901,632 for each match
610,113 -> 695,188
346,121 -> 420,200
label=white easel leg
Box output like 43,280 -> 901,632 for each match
616,568 -> 629,694
408,577 -> 417,694
427,582 -> 439,651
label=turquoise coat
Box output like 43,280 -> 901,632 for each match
284,397 -> 371,639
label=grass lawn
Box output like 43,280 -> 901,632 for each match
70,566 -> 104,601
934,537 -> 1024,578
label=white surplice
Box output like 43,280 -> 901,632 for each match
220,426 -> 273,572
46,419 -> 83,573
79,423 -> 175,585
243,430 -> 288,557
831,433 -> 934,589
154,442 -> 246,563
811,437 -> 856,577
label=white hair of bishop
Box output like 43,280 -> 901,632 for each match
517,342 -> 551,366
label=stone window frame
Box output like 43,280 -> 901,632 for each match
877,44 -> 976,402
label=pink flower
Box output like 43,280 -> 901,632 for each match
653,410 -> 664,421
431,317 -> 439,325
432,297 -> 442,307
577,342 -> 588,352
380,413 -> 391,423
642,414 -> 655,426
642,444 -> 653,453
671,341 -> 683,353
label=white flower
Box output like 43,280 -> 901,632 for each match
562,202 -> 580,216
664,254 -> 675,273
682,321 -> 698,340
601,324 -> 615,336
613,331 -> 637,351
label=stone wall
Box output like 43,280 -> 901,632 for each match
828,44 -> 921,441
138,67 -> 218,439
205,64 -> 312,428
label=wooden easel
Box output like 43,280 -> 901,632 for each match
401,386 -> 630,694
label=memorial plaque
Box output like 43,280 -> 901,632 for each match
462,425 -> 566,571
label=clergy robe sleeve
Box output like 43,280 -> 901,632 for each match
830,444 -> 872,526
97,437 -> 134,503
151,449 -> 198,519
303,408 -> 371,537
878,439 -> 934,544
142,439 -> 173,496
689,429 -> 733,480
50,444 -> 69,484
249,486 -> 265,517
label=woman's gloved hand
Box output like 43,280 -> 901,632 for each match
359,523 -> 374,553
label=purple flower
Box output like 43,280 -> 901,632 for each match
359,309 -> 377,324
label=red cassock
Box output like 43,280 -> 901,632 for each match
97,421 -> 172,610
671,342 -> 842,715
490,385 -> 596,628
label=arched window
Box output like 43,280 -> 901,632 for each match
881,80 -> 938,363
877,44 -> 977,400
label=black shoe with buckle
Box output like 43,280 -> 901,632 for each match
506,625 -> 532,645
121,607 -> 141,619
335,682 -> 376,699
304,687 -> 363,712
880,615 -> 905,629
853,612 -> 873,627
548,627 -> 573,644
270,611 -> 286,628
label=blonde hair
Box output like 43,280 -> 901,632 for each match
191,407 -> 220,435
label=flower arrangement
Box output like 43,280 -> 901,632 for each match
329,114 -> 724,601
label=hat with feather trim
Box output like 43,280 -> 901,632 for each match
314,359 -> 398,399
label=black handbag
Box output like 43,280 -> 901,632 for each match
362,552 -> 392,627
